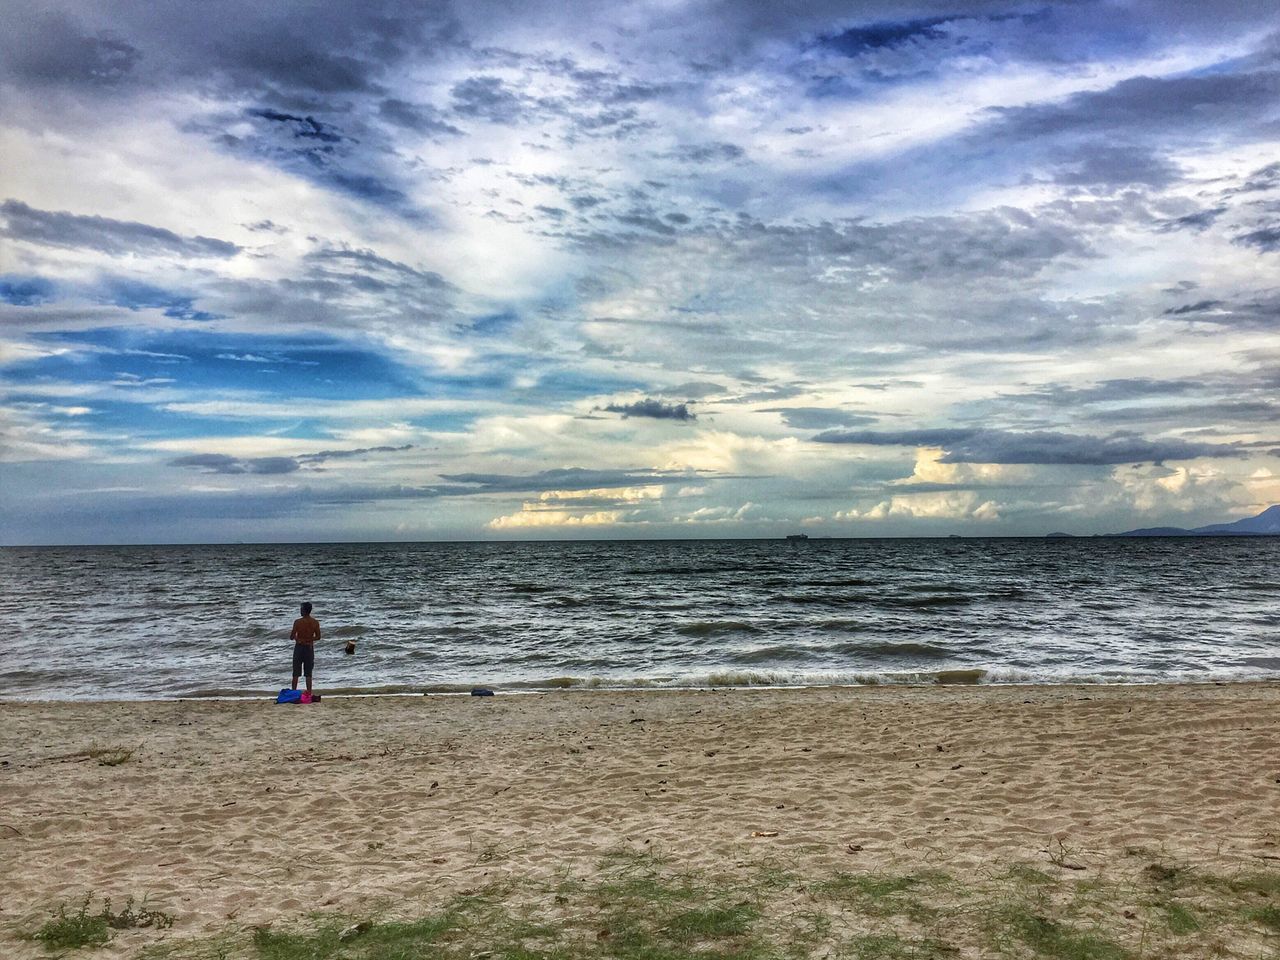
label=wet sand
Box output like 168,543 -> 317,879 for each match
2,683 -> 1279,956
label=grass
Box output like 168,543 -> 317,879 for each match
32,857 -> 1280,960
1001,906 -> 1130,959
33,896 -> 173,950
86,745 -> 136,766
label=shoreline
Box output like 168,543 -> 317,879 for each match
4,683 -> 1279,957
3,674 -> 1279,705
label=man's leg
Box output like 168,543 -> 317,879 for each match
291,675 -> 299,690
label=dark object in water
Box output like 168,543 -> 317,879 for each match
344,640 -> 356,655
470,687 -> 495,697
784,533 -> 809,541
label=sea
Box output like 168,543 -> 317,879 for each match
1,537 -> 1278,700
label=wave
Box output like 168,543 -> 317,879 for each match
877,595 -> 973,608
675,620 -> 762,637
834,641 -> 954,659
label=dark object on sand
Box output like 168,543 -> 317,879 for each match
344,640 -> 356,656
470,687 -> 495,697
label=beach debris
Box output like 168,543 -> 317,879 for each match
0,823 -> 21,839
630,718 -> 645,724
751,830 -> 779,838
846,843 -> 863,853
470,688 -> 495,697
338,920 -> 372,942
1046,838 -> 1086,870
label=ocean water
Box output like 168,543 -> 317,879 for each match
1,538 -> 1278,700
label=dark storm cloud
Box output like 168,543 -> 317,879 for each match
665,142 -> 746,164
170,453 -> 300,475
1050,143 -> 1183,188
249,109 -> 345,142
987,70 -> 1280,144
813,427 -> 1244,464
1158,206 -> 1228,232
209,108 -> 419,213
1010,378 -> 1202,406
299,444 -> 414,463
1163,290 -> 1280,329
820,17 -> 952,55
1,13 -> 141,87
1164,299 -> 1227,316
761,406 -> 878,429
436,467 -> 707,493
603,399 -> 696,421
0,200 -> 241,258
450,76 -> 529,123
1234,226 -> 1280,252
170,444 -> 414,476
1084,399 -> 1280,425
377,98 -> 463,136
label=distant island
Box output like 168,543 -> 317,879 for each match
1105,504 -> 1280,537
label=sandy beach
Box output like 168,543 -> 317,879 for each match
3,683 -> 1279,957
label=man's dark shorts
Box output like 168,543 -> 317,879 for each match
292,642 -> 315,679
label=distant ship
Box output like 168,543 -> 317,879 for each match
784,533 -> 809,541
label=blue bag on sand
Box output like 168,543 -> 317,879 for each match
276,689 -> 303,704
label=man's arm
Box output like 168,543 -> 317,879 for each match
290,619 -> 298,642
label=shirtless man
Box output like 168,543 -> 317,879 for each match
289,602 -> 321,694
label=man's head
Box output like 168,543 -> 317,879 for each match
301,602 -> 313,616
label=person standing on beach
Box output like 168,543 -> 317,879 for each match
290,602 -> 321,695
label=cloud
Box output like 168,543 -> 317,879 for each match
1234,227 -> 1280,252
820,17 -> 952,56
761,406 -> 878,430
813,428 -> 1244,465
170,444 -> 412,475
169,453 -> 299,475
0,200 -> 241,258
436,467 -> 707,493
2,14 -> 141,88
602,398 -> 696,421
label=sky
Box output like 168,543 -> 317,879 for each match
1,0 -> 1279,544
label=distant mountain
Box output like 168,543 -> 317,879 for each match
1110,504 -> 1280,537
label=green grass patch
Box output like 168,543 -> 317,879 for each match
846,934 -> 955,959
1224,870 -> 1280,897
1004,863 -> 1058,887
77,857 -> 1280,960
1247,903 -> 1280,932
252,913 -> 458,960
32,896 -> 173,951
666,902 -> 759,941
1002,907 -> 1130,959
809,870 -> 948,921
1157,900 -> 1199,934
